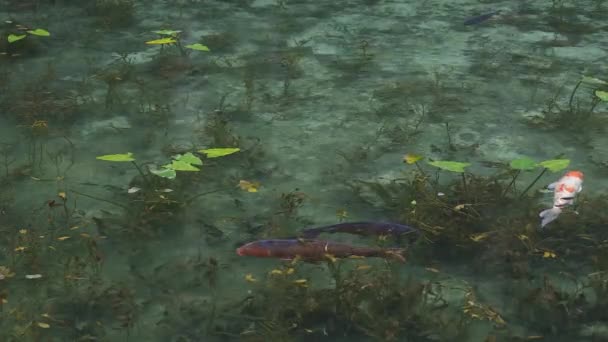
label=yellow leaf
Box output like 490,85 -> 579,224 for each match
425,267 -> 440,273
80,233 -> 91,238
238,180 -> 260,192
356,265 -> 371,271
269,269 -> 283,275
14,246 -> 26,252
293,279 -> 308,287
58,192 -> 66,200
517,234 -> 529,241
403,153 -> 423,164
470,232 -> 489,242
543,251 -> 557,259
145,37 -> 176,45
19,229 -> 27,234
57,236 -> 70,241
37,322 -> 50,329
285,268 -> 295,275
244,273 -> 257,282
324,254 -> 337,263
69,225 -> 80,230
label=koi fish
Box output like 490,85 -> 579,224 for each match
539,170 -> 584,228
299,221 -> 419,241
236,239 -> 406,263
464,10 -> 501,26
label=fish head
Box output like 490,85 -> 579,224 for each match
565,170 -> 584,180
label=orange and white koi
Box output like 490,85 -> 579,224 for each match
539,170 -> 584,228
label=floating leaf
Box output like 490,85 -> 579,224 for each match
152,29 -> 181,36
7,34 -> 26,43
595,90 -> 608,102
510,157 -> 538,171
150,167 -> 176,179
199,148 -> 240,158
27,28 -> 50,36
244,273 -> 257,282
538,159 -> 570,172
57,236 -> 70,241
269,269 -> 283,275
185,43 -> 210,51
427,160 -> 470,173
37,322 -> 50,329
145,37 -> 176,45
174,152 -> 203,166
26,274 -> 42,279
239,180 -> 259,192
96,153 -> 135,162
403,153 -> 423,164
425,267 -> 440,273
582,76 -> 608,86
168,160 -> 200,171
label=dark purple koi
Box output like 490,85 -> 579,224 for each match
464,10 -> 500,26
299,221 -> 420,240
236,239 -> 406,262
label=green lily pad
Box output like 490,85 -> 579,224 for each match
145,37 -> 177,45
174,152 -> 202,166
199,148 -> 240,158
185,43 -> 210,51
96,152 -> 135,162
150,167 -> 176,179
538,159 -> 570,172
509,157 -> 538,171
7,34 -> 26,43
168,160 -> 200,171
582,76 -> 608,86
595,90 -> 608,102
27,28 -> 50,37
427,160 -> 470,173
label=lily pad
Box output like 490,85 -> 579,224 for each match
509,157 -> 538,171
174,152 -> 202,166
199,148 -> 240,158
96,153 -> 135,162
7,34 -> 26,43
538,159 -> 570,172
167,160 -> 200,171
150,167 -> 176,179
582,76 -> 608,86
185,43 -> 210,51
27,28 -> 50,37
427,160 -> 470,173
595,90 -> 608,102
145,38 -> 177,45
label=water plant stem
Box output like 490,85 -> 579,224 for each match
71,189 -> 129,210
520,168 -> 547,198
461,173 -> 468,198
501,170 -> 520,198
131,161 -> 150,187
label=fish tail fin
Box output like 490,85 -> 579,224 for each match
384,248 -> 407,263
539,207 -> 562,228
